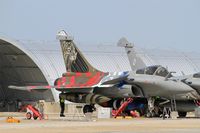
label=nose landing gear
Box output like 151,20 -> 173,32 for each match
146,97 -> 155,117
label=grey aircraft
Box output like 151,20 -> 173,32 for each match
118,37 -> 200,117
9,31 -> 198,117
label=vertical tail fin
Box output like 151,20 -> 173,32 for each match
56,30 -> 102,73
117,37 -> 146,71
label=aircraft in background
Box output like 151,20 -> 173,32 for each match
9,31 -> 199,117
118,38 -> 200,117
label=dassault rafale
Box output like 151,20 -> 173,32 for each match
9,31 -> 199,117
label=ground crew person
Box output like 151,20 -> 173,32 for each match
59,94 -> 65,117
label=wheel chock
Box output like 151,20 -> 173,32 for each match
6,116 -> 20,123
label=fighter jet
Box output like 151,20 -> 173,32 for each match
9,31 -> 197,117
119,38 -> 200,117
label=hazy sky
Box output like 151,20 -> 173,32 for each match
0,0 -> 200,52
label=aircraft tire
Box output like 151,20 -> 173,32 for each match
83,105 -> 94,114
146,112 -> 152,118
178,112 -> 187,117
146,111 -> 156,118
26,112 -> 32,120
33,116 -> 38,120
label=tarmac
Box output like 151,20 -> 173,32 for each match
0,115 -> 200,133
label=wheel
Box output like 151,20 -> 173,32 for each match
178,112 -> 187,117
83,105 -> 94,114
146,112 -> 152,118
146,111 -> 156,118
33,116 -> 38,120
33,113 -> 39,120
26,112 -> 32,120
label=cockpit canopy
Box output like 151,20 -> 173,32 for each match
136,65 -> 170,77
193,73 -> 200,78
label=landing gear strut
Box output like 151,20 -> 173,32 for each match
147,97 -> 155,117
